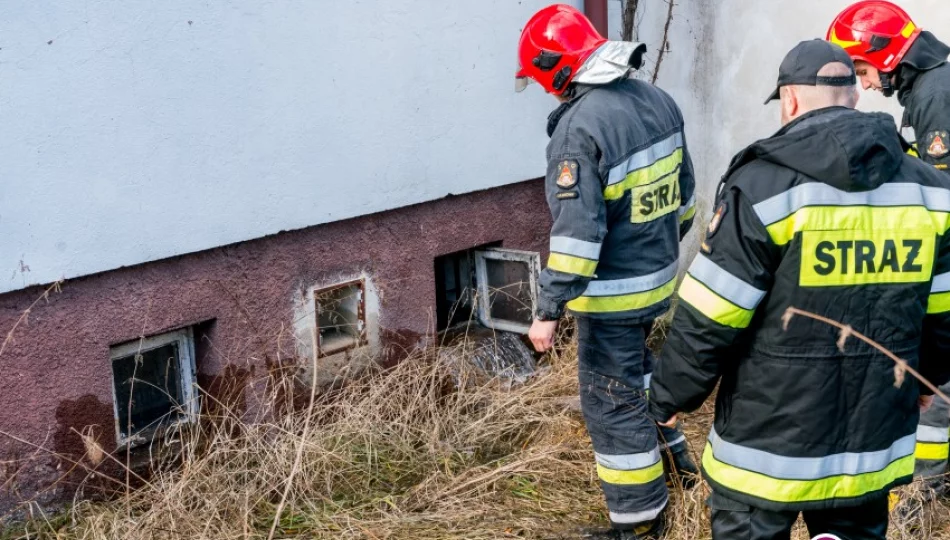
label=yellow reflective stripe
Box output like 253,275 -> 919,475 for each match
916,441 -> 950,461
679,204 -> 696,223
678,274 -> 755,329
764,206 -> 950,246
604,149 -> 683,201
548,253 -> 597,277
829,28 -> 863,50
928,292 -> 950,314
703,443 -> 914,504
568,278 -> 675,313
596,461 -> 664,485
907,144 -> 920,158
901,21 -> 917,39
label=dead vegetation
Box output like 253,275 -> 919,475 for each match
1,322 -> 949,539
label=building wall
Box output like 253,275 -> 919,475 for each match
0,0 -> 572,294
614,0 -> 948,220
0,179 -> 550,514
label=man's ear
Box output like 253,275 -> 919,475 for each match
782,87 -> 799,118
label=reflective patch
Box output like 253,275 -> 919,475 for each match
581,261 -> 678,297
555,160 -> 578,189
702,442 -> 914,504
550,236 -> 602,261
547,253 -> 597,277
596,460 -> 664,485
765,206 -> 950,246
604,149 -> 683,201
915,441 -> 949,461
688,254 -> 767,310
708,429 -> 915,480
556,191 -> 578,200
800,230 -> 934,287
678,274 -> 755,329
630,169 -> 681,223
924,130 -> 950,158
753,183 -> 950,228
928,292 -> 950,314
568,277 -> 676,313
607,133 -> 683,185
917,424 -> 950,443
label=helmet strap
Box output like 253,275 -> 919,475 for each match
880,72 -> 895,98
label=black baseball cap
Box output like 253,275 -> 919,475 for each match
764,39 -> 857,104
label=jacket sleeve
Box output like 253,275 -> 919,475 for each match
649,185 -> 778,421
535,149 -> 607,319
909,91 -> 950,172
920,229 -> 950,394
677,130 -> 697,240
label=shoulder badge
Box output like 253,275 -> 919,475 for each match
707,201 -> 727,239
925,130 -> 949,158
555,160 -> 578,189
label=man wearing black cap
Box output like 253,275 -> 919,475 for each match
648,39 -> 950,539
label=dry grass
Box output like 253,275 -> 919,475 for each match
1,324 -> 949,539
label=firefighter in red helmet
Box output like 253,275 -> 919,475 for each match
830,0 -> 950,503
517,5 -> 698,539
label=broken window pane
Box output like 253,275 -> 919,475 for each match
112,343 -> 185,439
474,248 -> 540,334
316,282 -> 365,357
484,259 -> 534,325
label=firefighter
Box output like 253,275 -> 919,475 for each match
828,0 -> 950,497
648,39 -> 950,539
516,5 -> 697,538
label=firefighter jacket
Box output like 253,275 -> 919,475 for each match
649,106 -> 950,512
536,77 -> 696,322
896,31 -> 950,171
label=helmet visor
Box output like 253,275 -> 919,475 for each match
515,75 -> 534,93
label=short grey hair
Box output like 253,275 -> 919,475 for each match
781,62 -> 859,110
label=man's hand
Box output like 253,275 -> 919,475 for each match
919,395 -> 935,414
658,414 -> 678,428
528,319 -> 559,352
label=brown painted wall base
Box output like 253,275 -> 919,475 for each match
0,179 -> 550,516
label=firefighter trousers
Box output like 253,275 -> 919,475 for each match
576,317 -> 684,530
708,490 -> 888,540
916,381 -> 950,489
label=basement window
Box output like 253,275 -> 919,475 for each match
110,328 -> 198,446
315,280 -> 365,357
434,249 -> 478,331
474,248 -> 541,334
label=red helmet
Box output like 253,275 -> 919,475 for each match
516,4 -> 607,95
826,0 -> 921,73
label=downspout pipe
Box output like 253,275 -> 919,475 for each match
584,0 -> 609,38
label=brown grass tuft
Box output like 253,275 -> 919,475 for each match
2,323 -> 949,539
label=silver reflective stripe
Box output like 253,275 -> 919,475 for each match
677,194 -> 695,217
753,183 -> 950,226
595,446 -> 661,471
709,429 -> 915,480
582,261 -> 678,297
917,424 -> 950,443
932,272 -> 950,294
660,434 -> 686,450
609,497 -> 668,524
550,236 -> 602,261
643,372 -> 652,390
688,254 -> 766,310
607,133 -> 684,186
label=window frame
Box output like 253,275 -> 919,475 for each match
474,248 -> 541,334
314,279 -> 367,358
109,328 -> 198,447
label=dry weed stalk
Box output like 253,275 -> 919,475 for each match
783,306 -> 950,405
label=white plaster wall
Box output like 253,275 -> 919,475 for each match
0,0 -> 576,294
608,0 -> 945,232
700,0 -> 945,206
